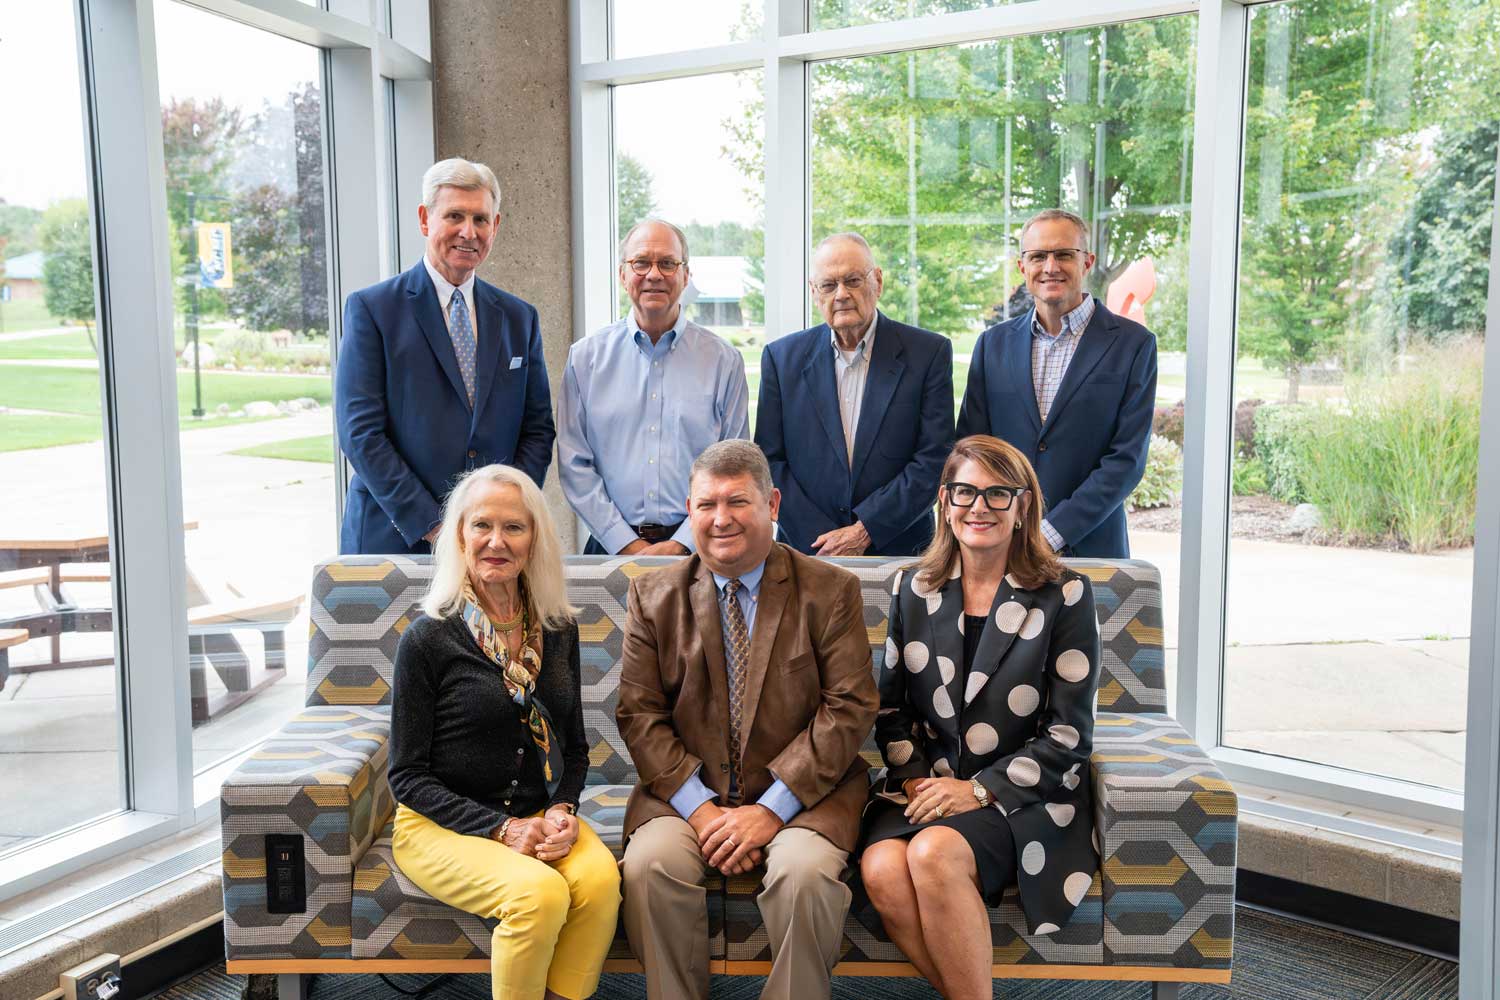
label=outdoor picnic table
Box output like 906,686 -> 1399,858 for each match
0,523 -> 303,722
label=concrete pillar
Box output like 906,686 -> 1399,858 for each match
430,1 -> 578,547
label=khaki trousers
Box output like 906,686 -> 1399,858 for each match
621,815 -> 851,1000
392,805 -> 621,1000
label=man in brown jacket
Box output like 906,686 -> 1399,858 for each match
617,439 -> 879,1000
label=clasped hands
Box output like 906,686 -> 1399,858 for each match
689,800 -> 783,876
494,805 -> 580,863
903,777 -> 982,825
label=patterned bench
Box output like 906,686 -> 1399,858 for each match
221,555 -> 1235,998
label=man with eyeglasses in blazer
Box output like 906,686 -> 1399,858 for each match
558,218 -> 750,555
957,208 -> 1158,558
755,232 -> 955,558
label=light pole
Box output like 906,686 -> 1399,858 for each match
185,191 -> 231,418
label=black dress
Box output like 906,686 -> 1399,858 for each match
861,613 -> 1017,904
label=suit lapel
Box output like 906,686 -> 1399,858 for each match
802,328 -> 853,476
738,545 -> 791,745
469,281 -> 505,426
924,572 -> 968,735
688,561 -> 732,738
849,314 -> 906,481
960,573 -> 1035,710
1005,319 -> 1043,436
406,262 -> 472,409
1042,303 -> 1115,427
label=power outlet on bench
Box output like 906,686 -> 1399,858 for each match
60,953 -> 122,1000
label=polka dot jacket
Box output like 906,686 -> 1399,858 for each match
874,565 -> 1102,934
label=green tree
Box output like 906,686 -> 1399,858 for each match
617,153 -> 657,241
226,84 -> 329,338
1388,123 -> 1497,343
0,202 -> 43,258
1237,0 -> 1500,399
38,199 -> 97,350
161,96 -> 244,318
728,9 -> 1198,337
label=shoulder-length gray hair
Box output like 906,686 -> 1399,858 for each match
422,464 -> 576,627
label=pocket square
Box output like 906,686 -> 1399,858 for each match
509,356 -> 523,370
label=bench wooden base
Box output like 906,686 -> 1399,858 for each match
231,957 -> 1228,1000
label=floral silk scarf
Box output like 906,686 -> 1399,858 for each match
460,583 -> 562,795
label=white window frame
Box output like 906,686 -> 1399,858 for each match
573,1 -> 1500,990
0,0 -> 433,904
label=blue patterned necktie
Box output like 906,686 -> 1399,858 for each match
449,289 -> 477,407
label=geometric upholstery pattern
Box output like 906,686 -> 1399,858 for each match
221,705 -> 392,959
1093,712 -> 1237,969
222,553 -> 1232,981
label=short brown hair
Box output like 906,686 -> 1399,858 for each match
913,436 -> 1064,592
1019,208 -> 1090,252
690,440 -> 773,499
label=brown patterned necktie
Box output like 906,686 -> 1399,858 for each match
721,578 -> 750,803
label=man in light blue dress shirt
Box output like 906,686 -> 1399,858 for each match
559,218 -> 750,555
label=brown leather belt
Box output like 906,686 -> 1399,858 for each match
632,522 -> 682,543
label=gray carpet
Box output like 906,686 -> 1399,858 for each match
157,909 -> 1457,1000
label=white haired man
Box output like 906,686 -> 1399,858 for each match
337,157 -> 556,554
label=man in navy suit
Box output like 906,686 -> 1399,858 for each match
755,233 -> 954,557
956,209 -> 1157,558
335,158 -> 556,554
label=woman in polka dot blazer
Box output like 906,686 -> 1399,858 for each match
859,434 -> 1101,1000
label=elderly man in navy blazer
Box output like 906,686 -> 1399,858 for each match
335,157 -> 556,555
956,208 -> 1157,558
755,233 -> 954,557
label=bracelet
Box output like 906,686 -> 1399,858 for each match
496,817 -> 514,842
550,802 -> 577,815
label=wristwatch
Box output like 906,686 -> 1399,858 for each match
551,802 -> 577,815
970,777 -> 992,808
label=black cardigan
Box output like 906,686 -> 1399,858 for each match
388,612 -> 588,837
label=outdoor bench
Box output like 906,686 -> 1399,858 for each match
220,554 -> 1236,999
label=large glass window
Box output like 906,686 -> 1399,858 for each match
0,4 -> 125,855
1223,0 -> 1497,791
154,2 -> 335,774
809,18 -> 1198,693
611,2 -> 761,59
613,70 -> 765,416
813,0 -> 1013,32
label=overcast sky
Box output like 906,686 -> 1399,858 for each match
3,2 -> 759,231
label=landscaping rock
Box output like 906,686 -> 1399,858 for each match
243,400 -> 280,418
291,396 -> 319,411
276,400 -> 294,415
1289,503 -> 1323,535
215,403 -> 230,416
180,342 -> 215,366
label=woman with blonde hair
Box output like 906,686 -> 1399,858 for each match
388,464 -> 620,1000
859,436 -> 1101,1000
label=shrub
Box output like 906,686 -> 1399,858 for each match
1153,399 -> 1185,447
1298,343 -> 1481,551
1232,456 -> 1268,497
1128,435 -> 1183,512
1254,403 -> 1318,504
213,328 -> 273,365
1234,398 -> 1265,457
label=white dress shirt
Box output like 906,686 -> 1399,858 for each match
423,255 -> 478,338
831,312 -> 879,467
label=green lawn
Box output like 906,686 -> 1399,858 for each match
0,412 -> 109,452
0,330 -> 98,360
0,299 -> 66,334
232,434 -> 334,463
0,363 -> 331,417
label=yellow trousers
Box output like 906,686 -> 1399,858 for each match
392,804 -> 621,1000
